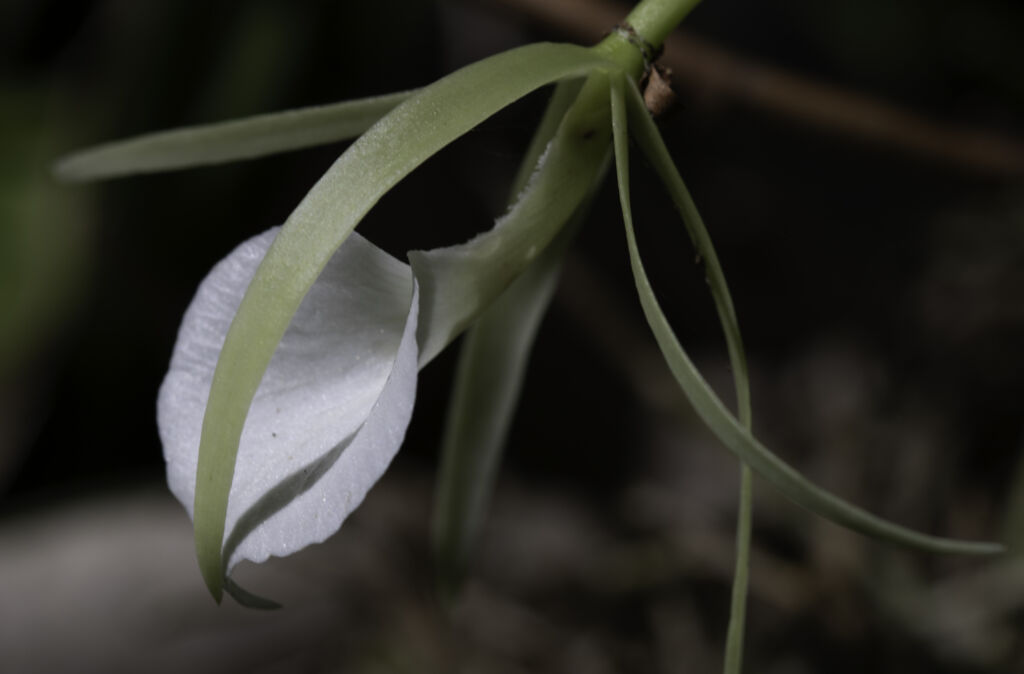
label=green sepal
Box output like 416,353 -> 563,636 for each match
55,91 -> 414,181
432,80 -> 586,595
610,71 -> 755,674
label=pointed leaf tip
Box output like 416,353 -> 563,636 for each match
224,576 -> 281,610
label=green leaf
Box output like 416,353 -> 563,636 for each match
614,78 -> 1001,557
54,90 -> 413,181
609,72 -> 754,674
192,42 -> 618,601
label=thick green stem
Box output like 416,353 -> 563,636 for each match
623,0 -> 704,49
593,0 -> 703,77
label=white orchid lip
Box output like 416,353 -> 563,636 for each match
159,229 -> 419,574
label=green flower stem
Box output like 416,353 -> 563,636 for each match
590,0 -> 703,81
620,0 -> 704,50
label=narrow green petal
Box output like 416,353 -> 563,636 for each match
54,91 -> 413,181
621,78 -> 750,422
432,80 -> 591,594
431,154 -> 613,598
193,43 -> 617,601
614,82 -> 1001,557
610,73 -> 755,674
622,179 -> 1000,554
432,225 -> 571,596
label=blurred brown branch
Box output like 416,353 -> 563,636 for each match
483,0 -> 1024,177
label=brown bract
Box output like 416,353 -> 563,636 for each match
643,64 -> 676,117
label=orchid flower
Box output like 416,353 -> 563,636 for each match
57,2 -> 999,665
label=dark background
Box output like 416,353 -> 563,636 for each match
1,0 -> 1022,672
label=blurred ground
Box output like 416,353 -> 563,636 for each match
1,0 -> 1022,671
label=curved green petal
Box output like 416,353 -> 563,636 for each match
54,90 -> 414,181
610,72 -> 754,674
410,72 -> 614,365
614,81 -> 1001,558
621,78 -> 750,420
431,226 -> 571,596
431,80 -> 585,593
193,43 -> 618,601
622,183 -> 1000,555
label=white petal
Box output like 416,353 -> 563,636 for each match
158,228 -> 418,570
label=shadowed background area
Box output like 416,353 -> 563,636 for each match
1,0 -> 1022,671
